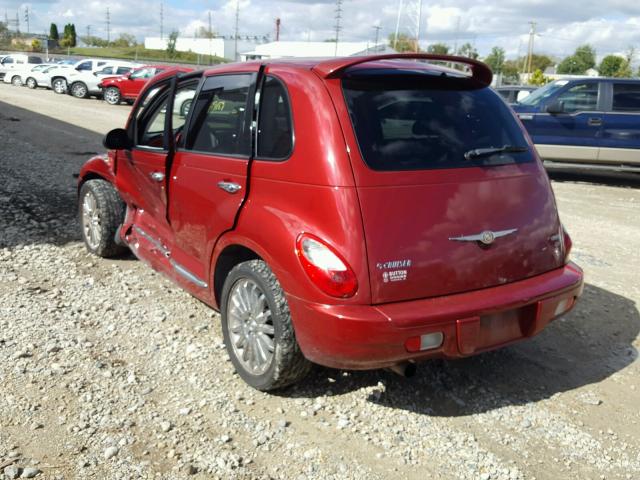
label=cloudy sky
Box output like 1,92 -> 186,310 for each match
3,0 -> 640,60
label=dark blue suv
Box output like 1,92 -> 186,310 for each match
511,78 -> 640,172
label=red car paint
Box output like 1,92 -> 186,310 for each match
79,54 -> 583,370
98,65 -> 193,101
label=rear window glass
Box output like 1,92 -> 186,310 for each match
343,73 -> 533,171
612,83 -> 640,112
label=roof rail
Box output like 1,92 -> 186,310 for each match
313,54 -> 492,87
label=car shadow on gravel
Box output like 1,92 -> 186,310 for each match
285,283 -> 639,416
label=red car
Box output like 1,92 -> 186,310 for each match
77,54 -> 583,391
99,65 -> 192,105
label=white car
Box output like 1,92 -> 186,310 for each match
0,54 -> 44,84
23,64 -> 71,89
48,58 -> 114,94
66,61 -> 139,99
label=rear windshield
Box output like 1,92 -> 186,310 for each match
342,72 -> 533,171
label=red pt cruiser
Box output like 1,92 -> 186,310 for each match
77,55 -> 584,391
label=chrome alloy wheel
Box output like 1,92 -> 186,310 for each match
104,88 -> 120,104
53,79 -> 67,94
81,191 -> 102,250
227,278 -> 275,375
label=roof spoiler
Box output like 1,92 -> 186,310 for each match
313,53 -> 492,87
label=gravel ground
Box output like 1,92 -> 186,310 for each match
1,84 -> 640,480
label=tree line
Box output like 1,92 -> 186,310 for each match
389,33 -> 638,83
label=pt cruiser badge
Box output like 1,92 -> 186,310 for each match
449,228 -> 518,246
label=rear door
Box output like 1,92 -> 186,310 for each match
598,81 -> 640,166
534,80 -> 602,162
334,71 -> 564,304
167,72 -> 256,283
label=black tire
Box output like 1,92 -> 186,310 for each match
11,75 -> 22,86
70,81 -> 89,99
52,77 -> 67,94
104,86 -> 121,105
180,99 -> 192,117
221,260 -> 311,391
26,77 -> 37,89
78,179 -> 127,258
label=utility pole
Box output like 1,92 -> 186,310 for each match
160,2 -> 164,40
275,18 -> 280,42
86,25 -> 91,40
234,0 -> 239,61
415,0 -> 422,52
526,21 -> 536,77
373,24 -> 381,51
24,7 -> 29,34
106,7 -> 111,44
15,10 -> 20,35
208,10 -> 213,64
393,0 -> 403,50
334,0 -> 342,56
453,16 -> 461,54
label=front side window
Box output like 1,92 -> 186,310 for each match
116,67 -> 131,75
135,85 -> 170,148
343,73 -> 533,171
131,68 -> 153,79
2,57 -> 14,64
519,80 -> 567,107
612,83 -> 640,112
556,82 -> 598,113
185,74 -> 251,156
257,76 -> 293,159
77,61 -> 92,71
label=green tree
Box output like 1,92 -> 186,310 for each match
599,55 -> 626,77
529,68 -> 549,86
557,44 -> 596,74
49,23 -> 59,41
111,33 -> 137,47
389,32 -> 418,52
167,30 -> 179,58
484,46 -> 505,74
61,23 -> 77,48
426,42 -> 449,55
457,42 -> 478,59
31,39 -> 42,52
502,59 -> 520,83
196,26 -> 216,39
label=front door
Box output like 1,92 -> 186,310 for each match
167,72 -> 256,284
534,80 -> 602,162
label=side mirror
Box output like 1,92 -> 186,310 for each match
103,128 -> 132,150
546,100 -> 565,114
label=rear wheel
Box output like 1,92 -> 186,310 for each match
52,78 -> 67,94
11,76 -> 22,86
179,99 -> 192,117
221,260 -> 311,391
26,77 -> 37,89
70,82 -> 89,99
78,180 -> 127,258
104,87 -> 121,105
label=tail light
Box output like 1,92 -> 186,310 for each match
296,233 -> 358,298
561,224 -> 572,264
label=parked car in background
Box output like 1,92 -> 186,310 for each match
495,85 -> 536,104
66,61 -> 140,99
512,78 -> 640,172
49,58 -> 111,94
22,64 -> 60,89
0,54 -> 43,83
77,54 -> 583,391
99,65 -> 186,105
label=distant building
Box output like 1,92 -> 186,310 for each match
144,37 -> 266,60
240,41 -> 394,61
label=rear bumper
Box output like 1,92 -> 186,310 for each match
287,263 -> 584,370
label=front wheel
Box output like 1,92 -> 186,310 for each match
70,82 -> 89,99
104,87 -> 121,105
221,260 -> 311,391
26,77 -> 37,89
78,180 -> 127,258
52,78 -> 67,94
11,76 -> 22,86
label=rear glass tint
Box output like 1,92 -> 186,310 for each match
343,73 -> 533,171
612,83 -> 640,112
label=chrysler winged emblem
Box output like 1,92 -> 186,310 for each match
449,228 -> 518,246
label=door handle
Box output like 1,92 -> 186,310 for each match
217,181 -> 242,194
150,171 -> 165,182
588,117 -> 602,126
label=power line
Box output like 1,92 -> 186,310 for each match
373,24 -> 381,50
106,7 -> 111,43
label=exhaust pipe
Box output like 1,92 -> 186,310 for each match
387,361 -> 417,378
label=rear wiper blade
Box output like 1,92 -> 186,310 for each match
464,145 -> 528,161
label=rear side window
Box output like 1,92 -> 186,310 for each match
257,76 -> 293,159
612,83 -> 640,112
185,74 -> 251,156
343,73 -> 533,171
555,82 -> 598,113
77,61 -> 91,71
116,67 -> 131,74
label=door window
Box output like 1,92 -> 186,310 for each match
556,83 -> 598,113
2,57 -> 14,64
257,76 -> 293,159
612,83 -> 640,112
116,66 -> 131,75
76,61 -> 92,71
185,74 -> 251,156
